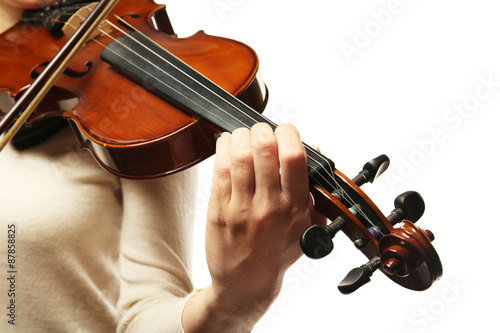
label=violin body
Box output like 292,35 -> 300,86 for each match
0,0 -> 267,178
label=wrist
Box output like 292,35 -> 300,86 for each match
182,283 -> 279,333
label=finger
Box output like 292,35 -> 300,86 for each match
275,124 -> 309,198
309,194 -> 327,227
251,123 -> 280,196
230,127 -> 255,203
210,132 -> 233,206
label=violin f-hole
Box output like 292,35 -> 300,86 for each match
30,61 -> 93,79
116,13 -> 141,32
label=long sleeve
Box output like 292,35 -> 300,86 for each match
0,127 -> 124,332
117,167 -> 198,332
0,124 -> 198,332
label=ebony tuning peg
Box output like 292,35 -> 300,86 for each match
351,155 -> 390,187
300,217 -> 347,259
338,257 -> 381,294
387,191 -> 425,225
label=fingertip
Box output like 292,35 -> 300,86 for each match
216,131 -> 231,150
251,122 -> 273,132
275,123 -> 299,136
215,132 -> 231,145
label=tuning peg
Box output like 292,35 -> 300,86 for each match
300,217 -> 347,259
351,155 -> 390,186
387,191 -> 425,225
338,257 -> 381,294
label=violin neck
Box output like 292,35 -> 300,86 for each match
101,31 -> 336,191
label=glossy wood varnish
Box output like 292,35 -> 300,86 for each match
0,0 -> 267,178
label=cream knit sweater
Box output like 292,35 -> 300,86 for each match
0,126 -> 198,332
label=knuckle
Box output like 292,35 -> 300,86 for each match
253,131 -> 274,147
214,166 -> 231,183
281,147 -> 307,164
252,124 -> 277,156
230,128 -> 254,166
253,197 -> 283,223
232,148 -> 253,167
254,140 -> 276,159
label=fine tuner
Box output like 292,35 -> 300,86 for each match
301,155 -> 442,294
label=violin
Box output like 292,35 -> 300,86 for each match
0,0 -> 442,294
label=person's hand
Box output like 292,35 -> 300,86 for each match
0,0 -> 59,33
183,123 -> 325,333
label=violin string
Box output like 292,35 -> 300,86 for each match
86,10 -> 378,229
67,9 -> 378,229
73,11 -> 336,179
100,16 -> 345,195
75,10 -> 377,229
99,24 -> 375,225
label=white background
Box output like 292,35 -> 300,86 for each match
162,1 -> 499,332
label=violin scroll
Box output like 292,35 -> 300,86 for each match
303,154 -> 442,294
378,221 -> 442,290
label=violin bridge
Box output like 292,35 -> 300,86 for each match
62,3 -> 112,42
